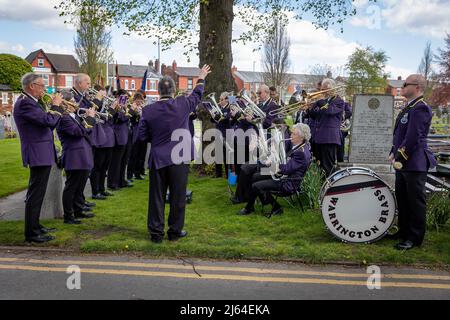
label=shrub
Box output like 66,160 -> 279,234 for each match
301,161 -> 325,209
426,191 -> 450,232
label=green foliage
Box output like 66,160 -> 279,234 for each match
427,191 -> 450,232
346,46 -> 390,95
301,161 -> 325,209
0,54 -> 32,91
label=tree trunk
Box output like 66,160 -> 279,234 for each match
199,0 -> 236,96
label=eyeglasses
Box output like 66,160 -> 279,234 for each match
402,83 -> 419,88
256,92 -> 262,95
32,82 -> 46,88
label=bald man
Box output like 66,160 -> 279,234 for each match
389,74 -> 437,250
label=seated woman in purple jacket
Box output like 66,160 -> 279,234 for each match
238,123 -> 312,217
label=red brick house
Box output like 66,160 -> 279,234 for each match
25,49 -> 80,92
0,84 -> 20,116
161,61 -> 200,92
108,62 -> 162,102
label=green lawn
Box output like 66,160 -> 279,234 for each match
0,139 -> 29,197
0,174 -> 449,266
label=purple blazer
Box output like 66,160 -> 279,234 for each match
113,111 -> 130,146
260,98 -> 279,129
309,97 -> 344,145
392,97 -> 437,172
98,117 -> 115,148
279,142 -> 311,194
56,114 -> 94,171
13,93 -> 60,168
138,80 -> 205,170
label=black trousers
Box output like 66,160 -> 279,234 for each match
90,147 -> 113,195
148,163 -> 189,240
337,133 -> 348,163
128,141 -> 147,178
25,166 -> 52,238
108,145 -> 125,188
121,135 -> 133,185
395,171 -> 428,246
63,170 -> 91,219
317,143 -> 338,177
245,173 -> 282,211
138,143 -> 147,175
235,164 -> 259,202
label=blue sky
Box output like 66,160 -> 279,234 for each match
0,0 -> 449,78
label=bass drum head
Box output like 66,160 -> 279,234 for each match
320,169 -> 396,244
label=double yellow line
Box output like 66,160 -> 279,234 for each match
0,257 -> 449,290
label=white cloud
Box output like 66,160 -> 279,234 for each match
32,42 -> 74,55
0,41 -> 25,54
0,0 -> 74,31
350,0 -> 450,38
385,64 -> 415,79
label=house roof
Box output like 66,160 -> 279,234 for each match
25,49 -> 80,73
108,64 -> 161,79
0,84 -> 12,91
175,67 -> 200,77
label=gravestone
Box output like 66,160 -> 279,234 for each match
347,95 -> 395,187
40,164 -> 64,219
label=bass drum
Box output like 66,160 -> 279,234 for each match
319,167 -> 397,244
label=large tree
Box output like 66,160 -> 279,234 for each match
0,54 -> 32,91
346,46 -> 389,94
57,0 -> 371,95
262,18 -> 291,90
74,5 -> 112,83
418,41 -> 434,82
430,33 -> 450,107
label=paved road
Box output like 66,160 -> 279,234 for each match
0,250 -> 448,300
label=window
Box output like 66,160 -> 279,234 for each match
38,59 -> 45,67
124,79 -> 129,90
187,78 -> 193,90
13,93 -> 20,104
150,80 -> 157,91
65,76 -> 73,88
42,74 -> 49,87
2,93 -> 8,105
131,80 -> 136,90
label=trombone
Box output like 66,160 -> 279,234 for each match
269,86 -> 346,117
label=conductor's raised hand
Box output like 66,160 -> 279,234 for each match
198,65 -> 211,80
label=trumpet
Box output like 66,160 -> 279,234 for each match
42,93 -> 79,114
237,89 -> 266,121
88,88 -> 116,104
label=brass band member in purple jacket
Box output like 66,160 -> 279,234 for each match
308,78 -> 344,177
127,91 -> 146,181
108,89 -> 132,190
91,85 -> 115,199
238,123 -> 311,217
389,74 -> 437,251
138,65 -> 211,243
13,73 -> 64,243
57,106 -> 96,224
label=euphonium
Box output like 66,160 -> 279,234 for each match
238,89 -> 266,121
205,92 -> 224,121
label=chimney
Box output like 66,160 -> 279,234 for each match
231,65 -> 237,73
161,63 -> 167,75
172,60 -> 177,72
397,76 -> 402,80
326,71 -> 333,79
155,59 -> 160,74
130,61 -> 133,66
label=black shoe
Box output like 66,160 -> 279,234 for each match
394,240 -> 415,251
64,218 -> 82,225
81,206 -> 94,213
101,191 -> 114,197
237,208 -> 254,215
74,212 -> 95,219
150,236 -> 163,244
26,234 -> 55,243
92,194 -> 107,200
40,227 -> 57,234
84,201 -> 96,207
168,230 -> 188,241
266,206 -> 283,218
134,175 -> 144,180
230,196 -> 243,205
